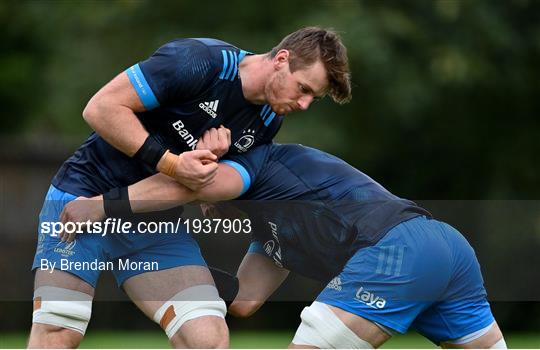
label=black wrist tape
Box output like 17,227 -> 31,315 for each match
209,266 -> 239,307
133,135 -> 167,170
103,187 -> 133,218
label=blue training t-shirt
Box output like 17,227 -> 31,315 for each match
53,38 -> 283,196
222,143 -> 431,281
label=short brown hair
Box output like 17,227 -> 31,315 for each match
270,27 -> 351,104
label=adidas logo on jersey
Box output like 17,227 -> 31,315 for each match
326,277 -> 342,291
199,100 -> 219,118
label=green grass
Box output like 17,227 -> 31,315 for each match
1,331 -> 538,348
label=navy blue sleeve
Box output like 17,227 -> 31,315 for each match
247,240 -> 268,256
220,144 -> 272,196
126,39 -> 218,110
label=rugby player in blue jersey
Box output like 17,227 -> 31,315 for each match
29,27 -> 351,348
64,143 -> 507,348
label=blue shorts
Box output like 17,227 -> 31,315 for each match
32,185 -> 206,288
317,216 -> 495,344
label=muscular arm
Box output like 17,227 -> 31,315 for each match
82,72 -> 149,157
82,72 -> 202,177
228,253 -> 290,318
83,71 -> 222,190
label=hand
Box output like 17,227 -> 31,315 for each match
196,126 -> 232,158
173,150 -> 219,190
200,203 -> 220,218
59,196 -> 106,242
200,202 -> 246,220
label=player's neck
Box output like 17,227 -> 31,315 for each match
238,54 -> 272,105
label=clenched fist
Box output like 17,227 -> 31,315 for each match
161,150 -> 219,190
196,125 -> 232,158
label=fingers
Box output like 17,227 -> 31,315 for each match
198,162 -> 219,184
218,125 -> 231,149
201,203 -> 219,218
201,128 -> 218,145
223,126 -> 231,146
65,230 -> 76,243
185,162 -> 218,190
208,127 -> 218,143
59,207 -> 68,241
57,197 -> 92,242
205,162 -> 219,180
193,149 -> 218,162
196,126 -> 231,158
175,148 -> 222,189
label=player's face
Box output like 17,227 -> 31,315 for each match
265,54 -> 328,115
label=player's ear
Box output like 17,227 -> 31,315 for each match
273,50 -> 290,70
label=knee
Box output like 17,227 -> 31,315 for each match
170,317 -> 229,348
28,323 -> 83,348
228,300 -> 261,318
198,325 -> 229,349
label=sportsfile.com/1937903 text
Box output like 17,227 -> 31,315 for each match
40,218 -> 252,237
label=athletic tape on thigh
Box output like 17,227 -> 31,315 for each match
32,286 -> 93,335
153,284 -> 226,339
292,301 -> 373,349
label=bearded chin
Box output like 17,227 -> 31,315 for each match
265,77 -> 278,105
265,71 -> 286,108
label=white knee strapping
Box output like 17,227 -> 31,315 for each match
153,284 -> 226,339
490,337 -> 507,349
32,286 -> 93,335
292,301 -> 373,349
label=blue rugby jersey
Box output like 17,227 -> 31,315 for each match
53,38 -> 283,196
222,143 -> 431,281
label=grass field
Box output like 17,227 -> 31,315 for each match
1,331 -> 539,348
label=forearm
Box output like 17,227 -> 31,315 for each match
123,163 -> 243,213
85,104 -> 148,156
76,163 -> 243,223
128,173 -> 197,213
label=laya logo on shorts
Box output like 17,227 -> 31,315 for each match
172,120 -> 198,150
53,241 -> 76,258
234,129 -> 255,153
355,286 -> 386,309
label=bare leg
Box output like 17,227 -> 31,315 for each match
27,269 -> 94,349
